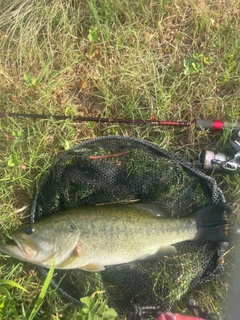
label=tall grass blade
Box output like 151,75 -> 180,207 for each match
0,279 -> 28,292
28,262 -> 55,320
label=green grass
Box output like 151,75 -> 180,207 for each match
0,0 -> 240,318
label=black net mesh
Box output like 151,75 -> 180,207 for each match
30,136 -> 227,317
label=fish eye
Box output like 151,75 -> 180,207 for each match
25,226 -> 35,235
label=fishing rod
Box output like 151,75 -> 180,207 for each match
0,112 -> 239,131
2,111 -> 240,171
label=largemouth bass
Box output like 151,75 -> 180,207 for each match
0,202 -> 232,272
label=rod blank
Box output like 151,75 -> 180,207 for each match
0,112 -> 239,131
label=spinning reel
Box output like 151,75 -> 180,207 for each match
199,129 -> 240,171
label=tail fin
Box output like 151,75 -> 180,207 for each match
195,202 -> 232,242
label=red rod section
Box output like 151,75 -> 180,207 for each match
108,118 -> 190,126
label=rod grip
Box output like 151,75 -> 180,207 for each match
195,119 -> 224,131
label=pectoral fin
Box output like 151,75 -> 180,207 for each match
56,242 -> 84,269
80,263 -> 105,272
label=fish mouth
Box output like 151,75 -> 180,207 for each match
10,235 -> 37,259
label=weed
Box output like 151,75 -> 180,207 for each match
77,291 -> 117,320
88,26 -> 99,43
